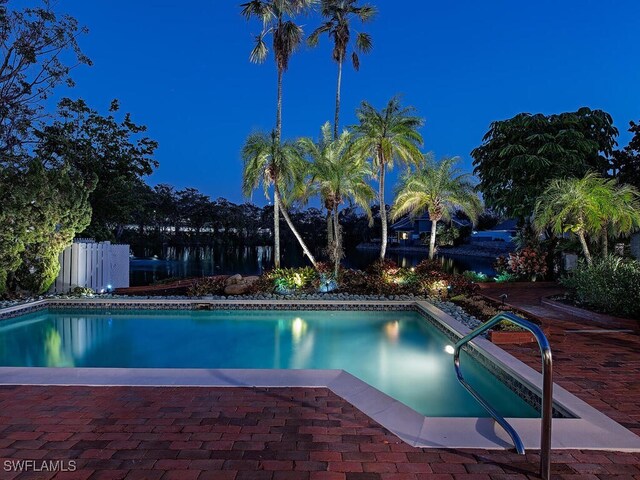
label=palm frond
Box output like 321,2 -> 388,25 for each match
355,32 -> 372,53
240,0 -> 272,21
249,31 -> 269,63
307,22 -> 331,47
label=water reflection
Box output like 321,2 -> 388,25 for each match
44,328 -> 73,367
130,245 -> 497,286
0,315 -> 114,367
130,245 -> 274,286
383,320 -> 400,343
291,317 -> 308,344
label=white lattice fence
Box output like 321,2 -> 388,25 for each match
52,239 -> 130,293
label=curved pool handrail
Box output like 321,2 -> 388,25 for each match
453,312 -> 552,480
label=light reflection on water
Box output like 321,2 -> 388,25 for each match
129,246 -> 497,286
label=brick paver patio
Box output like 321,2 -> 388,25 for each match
479,282 -> 640,436
1,286 -> 639,479
0,385 -> 639,480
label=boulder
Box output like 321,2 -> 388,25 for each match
243,276 -> 260,285
225,274 -> 243,286
224,283 -> 250,295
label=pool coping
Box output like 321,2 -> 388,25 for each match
0,297 -> 639,452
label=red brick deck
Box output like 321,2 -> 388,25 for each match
1,286 -> 639,479
479,282 -> 640,437
0,385 -> 639,480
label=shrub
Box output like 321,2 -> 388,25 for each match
434,224 -> 460,247
245,259 -> 477,299
414,259 -> 444,276
187,277 -> 226,297
507,247 -> 548,281
494,272 -> 519,283
447,274 -> 479,296
493,255 -> 509,275
561,256 -> 640,318
337,268 -> 370,294
463,270 -> 489,282
71,286 -> 95,296
366,259 -> 399,277
268,267 -> 318,294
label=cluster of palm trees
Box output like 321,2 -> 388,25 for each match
242,96 -> 483,276
240,0 -> 375,271
534,173 -> 640,266
240,1 -> 483,277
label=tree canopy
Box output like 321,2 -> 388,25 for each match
471,107 -> 618,220
0,1 -> 158,294
612,120 -> 640,190
39,98 -> 159,240
0,0 -> 91,156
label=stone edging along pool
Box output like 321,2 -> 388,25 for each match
0,297 -> 639,452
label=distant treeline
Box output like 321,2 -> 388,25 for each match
117,183 -> 384,259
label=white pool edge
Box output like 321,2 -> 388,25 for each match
0,297 -> 639,452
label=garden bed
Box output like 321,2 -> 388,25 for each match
450,293 -> 545,344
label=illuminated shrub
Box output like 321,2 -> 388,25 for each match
561,256 -> 640,318
507,247 -> 548,281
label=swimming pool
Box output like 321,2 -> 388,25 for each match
0,307 -> 539,418
1,299 -> 640,451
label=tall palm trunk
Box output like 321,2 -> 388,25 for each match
379,161 -> 387,261
378,163 -> 387,260
275,67 -> 283,141
272,65 -> 283,268
326,210 -> 333,249
429,220 -> 438,260
273,193 -> 281,268
577,229 -> 593,266
333,59 -> 343,139
332,205 -> 341,277
274,186 -> 318,268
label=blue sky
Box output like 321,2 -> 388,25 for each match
32,0 -> 640,203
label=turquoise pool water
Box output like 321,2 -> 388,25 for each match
0,309 -> 539,418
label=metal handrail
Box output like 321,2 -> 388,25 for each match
453,312 -> 552,480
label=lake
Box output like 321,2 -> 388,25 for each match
129,245 -> 497,286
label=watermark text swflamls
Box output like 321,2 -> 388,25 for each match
4,459 -> 77,472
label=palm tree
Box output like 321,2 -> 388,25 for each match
240,0 -> 314,267
391,156 -> 483,260
307,0 -> 375,139
242,131 -> 318,268
600,182 -> 640,256
298,122 -> 375,275
533,173 -> 640,266
353,96 -> 424,260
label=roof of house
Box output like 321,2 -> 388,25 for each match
390,212 -> 471,231
493,218 -> 519,231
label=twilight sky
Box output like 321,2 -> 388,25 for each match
31,0 -> 640,204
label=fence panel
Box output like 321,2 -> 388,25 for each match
51,240 -> 130,293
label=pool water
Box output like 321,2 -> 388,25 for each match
0,309 -> 539,418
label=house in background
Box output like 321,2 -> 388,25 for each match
390,213 -> 472,247
469,218 -> 518,243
